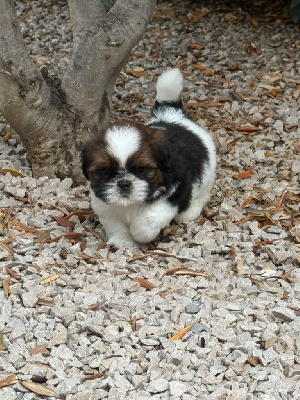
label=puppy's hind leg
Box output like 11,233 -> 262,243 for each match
175,193 -> 210,223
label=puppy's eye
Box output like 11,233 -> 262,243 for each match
136,166 -> 147,174
90,168 -> 108,180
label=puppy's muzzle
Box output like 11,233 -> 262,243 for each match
117,179 -> 132,195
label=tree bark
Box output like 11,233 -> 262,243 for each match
0,0 -> 156,183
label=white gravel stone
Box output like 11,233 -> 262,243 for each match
271,307 -> 295,322
147,378 -> 169,393
21,291 -> 38,307
169,381 -> 190,396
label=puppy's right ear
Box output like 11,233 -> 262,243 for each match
81,148 -> 90,180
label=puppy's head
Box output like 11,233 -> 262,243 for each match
82,120 -> 165,206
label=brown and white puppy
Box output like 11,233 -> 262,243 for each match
82,69 -> 216,248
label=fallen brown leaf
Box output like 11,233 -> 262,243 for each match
21,381 -> 59,398
133,277 -> 156,290
249,276 -> 265,287
250,42 -> 261,58
264,336 -> 278,349
163,267 -> 208,277
170,322 -> 196,341
193,64 -> 208,70
82,372 -> 106,382
37,230 -> 51,243
53,216 -> 76,230
236,126 -> 262,133
5,266 -> 21,280
0,333 -> 8,351
36,298 -> 55,307
233,170 -> 254,180
126,254 -> 149,263
128,70 -> 147,78
294,141 -> 300,154
132,316 -> 137,332
0,375 -> 18,389
88,301 -> 105,310
247,356 -> 260,367
189,42 -> 205,50
159,288 -> 181,298
30,345 -> 50,356
3,276 -> 10,297
231,247 -> 236,260
9,221 -> 37,233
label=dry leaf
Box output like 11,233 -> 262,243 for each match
0,241 -> 13,253
59,247 -> 68,259
203,70 -> 214,76
37,230 -> 51,243
0,333 -> 8,351
179,8 -> 210,23
231,247 -> 236,260
36,298 -> 55,307
53,216 -> 76,230
249,276 -> 265,287
236,126 -> 262,133
0,375 -> 18,389
127,254 -> 149,263
247,356 -> 260,367
251,18 -> 259,27
132,316 -> 137,332
128,70 -> 147,78
159,289 -> 181,298
250,42 -> 260,58
264,336 -> 278,349
5,266 -> 21,280
193,64 -> 208,70
0,168 -> 23,177
233,170 -> 254,180
163,267 -> 208,277
3,276 -> 10,297
189,43 -> 205,50
30,345 -> 50,356
170,322 -> 196,341
82,372 -> 106,382
40,274 -> 63,285
133,277 -> 156,290
10,221 -> 37,233
264,152 -> 277,157
88,301 -> 105,310
3,132 -> 13,141
21,381 -> 59,398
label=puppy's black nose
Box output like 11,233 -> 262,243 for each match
117,180 -> 132,192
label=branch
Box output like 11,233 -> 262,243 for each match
0,0 -> 59,143
62,0 -> 157,125
68,0 -> 107,41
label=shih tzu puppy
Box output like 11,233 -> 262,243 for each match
82,69 -> 216,248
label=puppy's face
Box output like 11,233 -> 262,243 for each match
82,121 -> 164,206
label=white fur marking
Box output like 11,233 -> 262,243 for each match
156,68 -> 183,103
106,125 -> 140,167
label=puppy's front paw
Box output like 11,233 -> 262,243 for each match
130,219 -> 160,244
107,233 -> 138,249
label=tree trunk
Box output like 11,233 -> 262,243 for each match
0,0 -> 156,184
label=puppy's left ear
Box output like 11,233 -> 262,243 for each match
81,149 -> 90,180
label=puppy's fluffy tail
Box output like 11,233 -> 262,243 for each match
155,69 -> 183,103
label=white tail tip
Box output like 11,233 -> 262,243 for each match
156,69 -> 183,103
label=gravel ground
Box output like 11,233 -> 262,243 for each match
0,1 -> 300,399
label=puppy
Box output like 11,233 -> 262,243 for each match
82,69 -> 216,248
